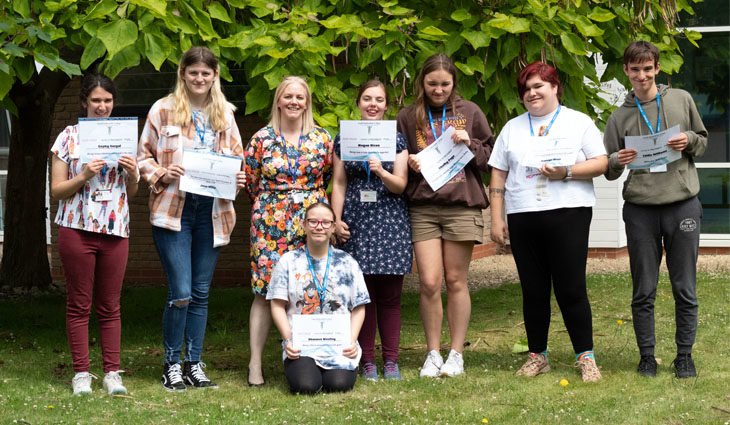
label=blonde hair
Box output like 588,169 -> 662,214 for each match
268,76 -> 314,135
168,46 -> 235,131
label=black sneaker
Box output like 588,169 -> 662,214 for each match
672,353 -> 697,378
183,361 -> 218,389
161,362 -> 187,392
637,355 -> 658,377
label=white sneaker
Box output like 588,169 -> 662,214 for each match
440,349 -> 464,377
72,372 -> 97,395
419,350 -> 444,378
103,370 -> 128,395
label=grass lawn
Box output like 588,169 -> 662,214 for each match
1,271 -> 729,425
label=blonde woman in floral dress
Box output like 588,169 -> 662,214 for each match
244,76 -> 333,386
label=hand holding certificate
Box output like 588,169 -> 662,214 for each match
291,313 -> 351,361
625,125 -> 681,169
415,126 -> 474,192
179,149 -> 242,200
339,120 -> 397,162
78,117 -> 138,163
521,137 -> 579,168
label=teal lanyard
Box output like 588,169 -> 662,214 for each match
305,246 -> 331,312
363,161 -> 370,184
635,94 -> 661,134
427,105 -> 447,141
528,104 -> 561,137
281,131 -> 303,180
192,111 -> 206,147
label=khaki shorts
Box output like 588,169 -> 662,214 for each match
409,204 -> 484,244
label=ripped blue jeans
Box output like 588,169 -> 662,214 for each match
152,194 -> 221,364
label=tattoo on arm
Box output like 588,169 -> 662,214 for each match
489,187 -> 505,198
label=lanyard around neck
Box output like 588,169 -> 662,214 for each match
305,245 -> 331,313
192,111 -> 206,146
528,104 -> 561,137
635,94 -> 661,134
281,131 -> 303,179
427,105 -> 447,141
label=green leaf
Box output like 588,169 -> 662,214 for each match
80,37 -> 107,70
461,30 -> 491,49
129,0 -> 166,16
13,57 -> 35,84
487,13 -> 530,34
245,79 -> 271,115
97,19 -> 138,57
0,71 -> 14,100
254,36 -> 277,47
1,42 -> 27,58
574,16 -> 604,37
251,56 -> 278,77
386,54 -> 407,81
499,36 -> 520,68
420,25 -> 448,36
314,112 -> 338,128
587,6 -> 616,22
13,0 -> 30,18
349,72 -> 367,87
383,5 -> 411,16
0,60 -> 9,75
445,32 -> 465,56
182,3 -> 216,39
104,44 -> 140,79
301,35 -> 331,53
266,48 -> 295,59
56,58 -> 82,77
560,33 -> 587,55
459,72 -> 477,100
660,51 -> 683,74
0,97 -> 18,116
143,33 -> 173,70
451,9 -> 471,22
84,0 -> 118,21
263,67 -> 288,89
208,2 -> 233,23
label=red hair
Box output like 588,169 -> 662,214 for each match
517,62 -> 563,101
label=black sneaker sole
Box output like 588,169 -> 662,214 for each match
161,384 -> 187,392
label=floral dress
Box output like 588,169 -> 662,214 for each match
245,126 -> 333,295
334,133 -> 412,275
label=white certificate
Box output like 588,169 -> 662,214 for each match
179,149 -> 242,201
625,125 -> 681,169
339,120 -> 397,162
415,126 -> 474,192
291,313 -> 350,360
78,117 -> 138,163
521,137 -> 579,168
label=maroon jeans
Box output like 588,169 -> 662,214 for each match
58,227 -> 128,373
358,274 -> 404,363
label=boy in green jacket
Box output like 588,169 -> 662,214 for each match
604,41 -> 708,379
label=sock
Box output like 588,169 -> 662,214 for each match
576,350 -> 594,362
533,350 -> 547,360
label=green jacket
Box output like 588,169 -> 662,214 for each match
603,84 -> 708,205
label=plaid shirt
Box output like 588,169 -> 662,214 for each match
138,98 -> 244,247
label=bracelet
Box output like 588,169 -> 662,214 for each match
282,338 -> 292,349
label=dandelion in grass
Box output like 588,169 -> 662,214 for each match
47,405 -> 54,409
617,320 -> 624,325
482,419 -> 488,423
560,379 -> 569,386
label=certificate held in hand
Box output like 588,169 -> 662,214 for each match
339,120 -> 397,162
415,126 -> 474,192
78,117 -> 138,163
179,149 -> 242,201
291,313 -> 350,360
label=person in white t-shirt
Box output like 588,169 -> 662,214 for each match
488,62 -> 608,383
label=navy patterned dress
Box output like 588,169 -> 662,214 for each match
334,133 -> 412,275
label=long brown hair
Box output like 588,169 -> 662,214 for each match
168,46 -> 234,131
413,53 -> 459,133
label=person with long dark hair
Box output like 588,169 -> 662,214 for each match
396,53 -> 494,378
51,73 -> 138,395
138,46 -> 245,392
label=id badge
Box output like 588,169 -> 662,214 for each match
360,190 -> 377,202
650,164 -> 667,173
91,189 -> 113,202
290,191 -> 305,204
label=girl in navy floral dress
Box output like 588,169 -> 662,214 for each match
331,80 -> 412,381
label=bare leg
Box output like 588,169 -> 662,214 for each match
248,294 -> 271,385
414,239 -> 445,352
443,240 -> 474,353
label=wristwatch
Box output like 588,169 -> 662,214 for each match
564,165 -> 572,180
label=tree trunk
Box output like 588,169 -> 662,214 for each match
0,70 -> 70,289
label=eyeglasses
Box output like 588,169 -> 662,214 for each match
305,219 -> 334,229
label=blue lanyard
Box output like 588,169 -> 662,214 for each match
528,104 -> 561,137
363,161 -> 370,184
192,111 -> 206,147
427,105 -> 447,141
305,245 -> 331,312
635,94 -> 661,134
281,132 -> 303,179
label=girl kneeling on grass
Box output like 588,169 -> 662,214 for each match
268,202 -> 370,394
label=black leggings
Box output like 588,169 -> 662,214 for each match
508,207 -> 594,354
284,357 -> 357,394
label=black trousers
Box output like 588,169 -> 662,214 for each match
284,357 -> 357,394
508,207 -> 594,354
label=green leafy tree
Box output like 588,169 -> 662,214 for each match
0,0 -> 700,289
